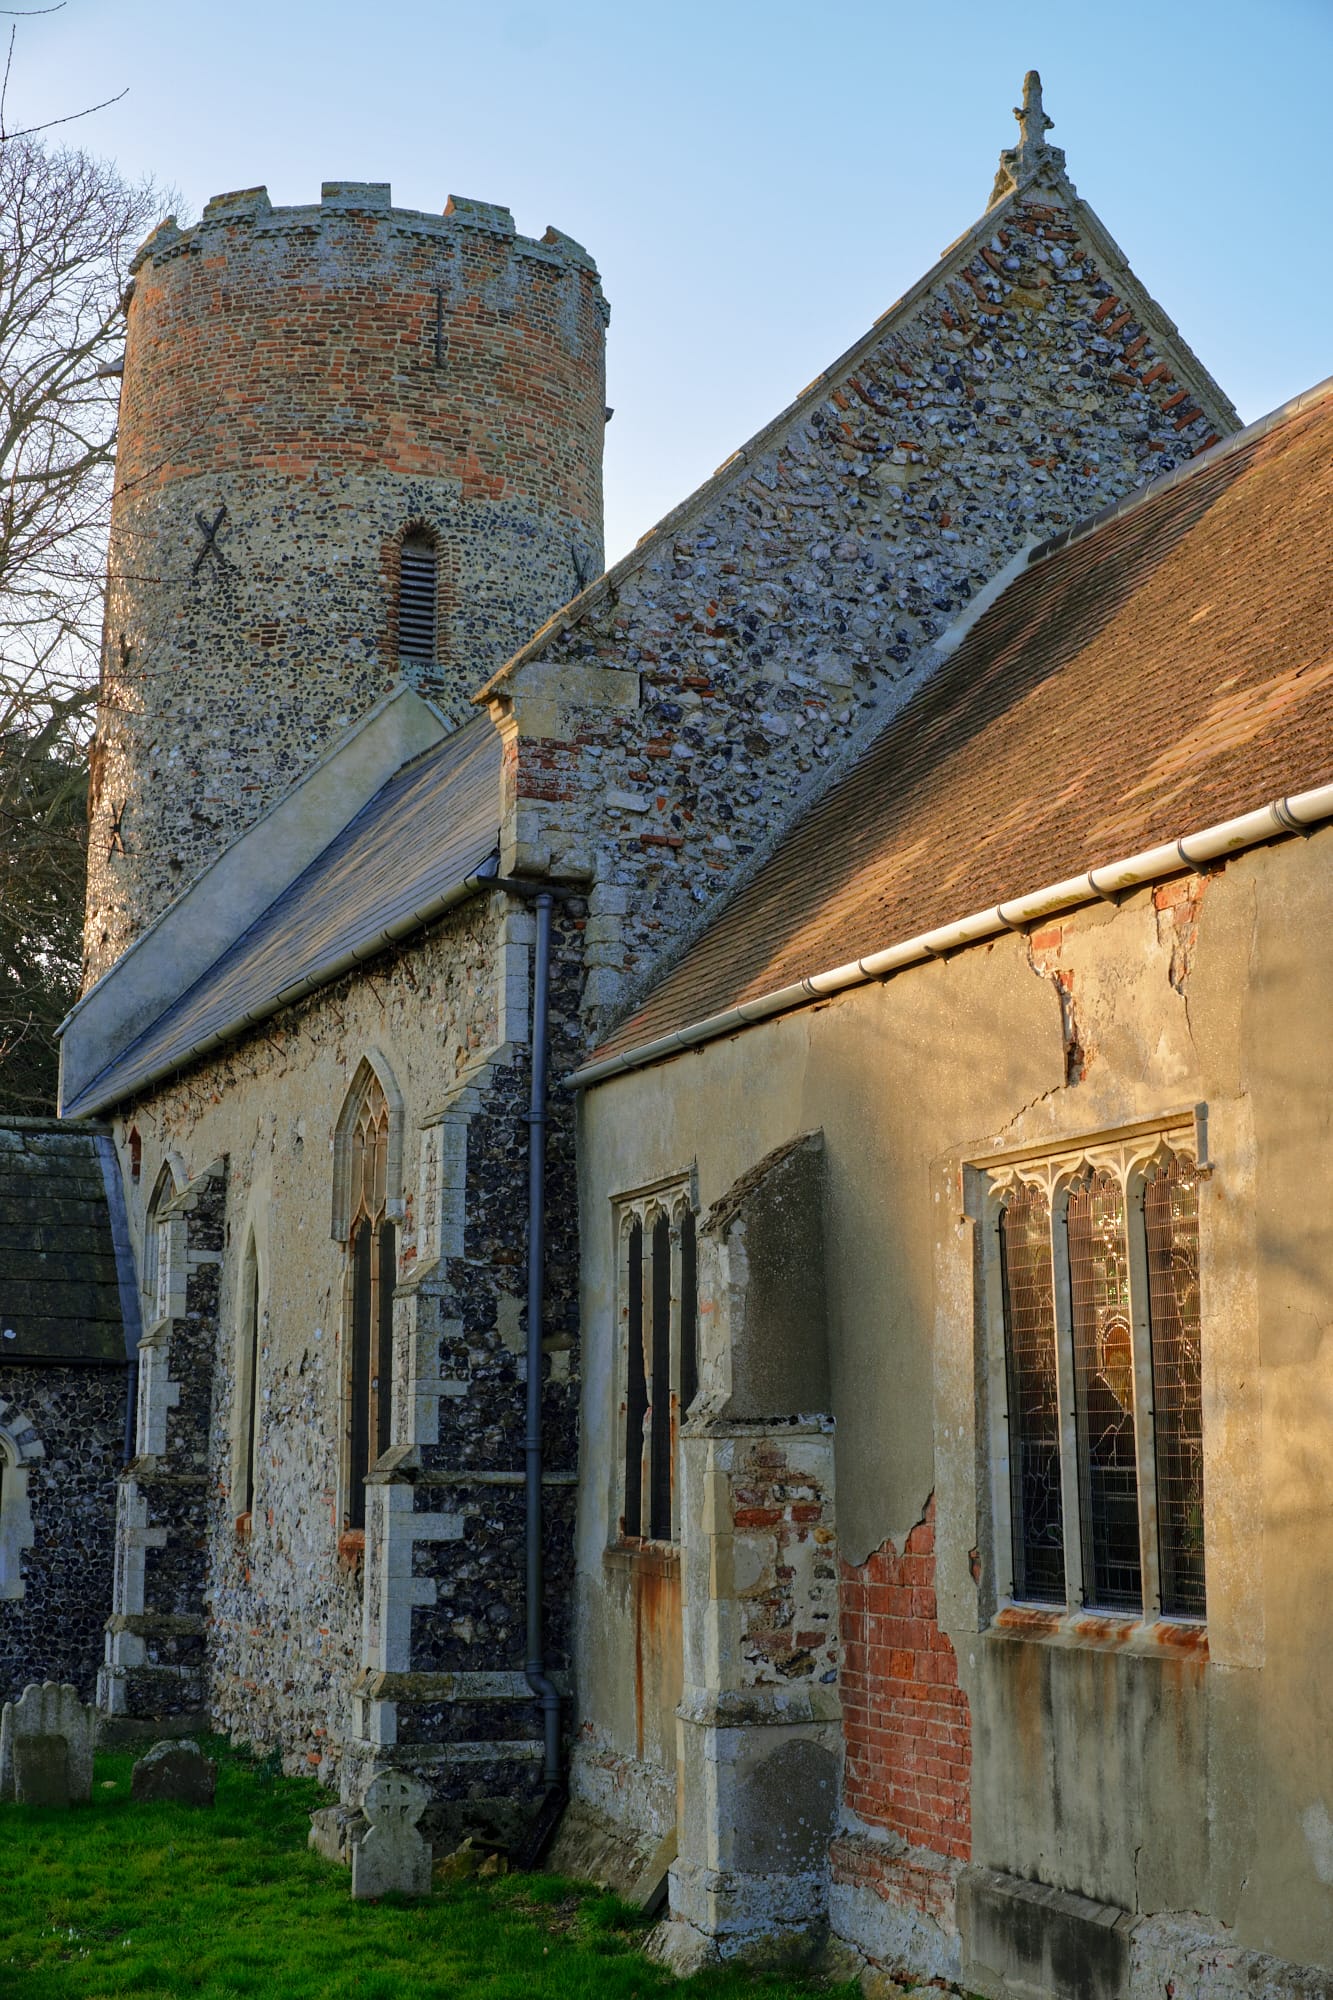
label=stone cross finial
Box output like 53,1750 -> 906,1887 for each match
1012,71 -> 1053,167
989,69 -> 1068,209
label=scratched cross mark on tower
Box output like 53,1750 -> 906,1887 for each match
82,182 -> 608,983
191,504 -> 230,575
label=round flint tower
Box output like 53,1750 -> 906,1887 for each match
85,180 -> 608,984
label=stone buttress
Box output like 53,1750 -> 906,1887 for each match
100,1161 -> 224,1736
344,914 -> 585,1844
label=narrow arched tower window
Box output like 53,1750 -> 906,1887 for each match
234,1237 -> 261,1519
398,535 -> 438,663
344,1070 -> 396,1531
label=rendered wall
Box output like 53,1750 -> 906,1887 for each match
571,826 -> 1333,1993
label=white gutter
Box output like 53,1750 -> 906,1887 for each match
568,784 -> 1333,1092
62,864 -> 500,1121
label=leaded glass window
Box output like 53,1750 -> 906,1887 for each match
999,1183 -> 1065,1603
617,1189 -> 698,1545
1144,1154 -> 1205,1617
344,1071 -> 396,1532
989,1132 -> 1207,1624
1067,1171 -> 1141,1612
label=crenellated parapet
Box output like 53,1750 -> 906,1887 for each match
85,179 -> 607,986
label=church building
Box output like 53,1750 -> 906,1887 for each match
13,74 -> 1332,1999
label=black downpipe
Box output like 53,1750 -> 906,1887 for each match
524,890 -> 562,1792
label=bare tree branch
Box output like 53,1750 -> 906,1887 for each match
0,12 -> 131,143
0,126 -> 165,1111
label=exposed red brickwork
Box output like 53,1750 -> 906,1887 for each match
731,1436 -> 838,1686
87,187 -> 607,977
829,1830 -> 959,1928
839,1496 -> 971,1861
116,199 -> 605,507
1154,871 -> 1207,992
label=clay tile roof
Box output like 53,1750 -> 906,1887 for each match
0,1121 -> 131,1363
595,381 -> 1333,1070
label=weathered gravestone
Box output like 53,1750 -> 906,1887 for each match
350,1768 -> 431,1900
0,1682 -> 94,1803
14,1734 -> 69,1807
131,1738 -> 217,1805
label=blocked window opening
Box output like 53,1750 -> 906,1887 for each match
0,1444 -> 17,1596
343,1070 -> 396,1532
616,1187 -> 698,1544
0,1426 -> 36,1601
991,1134 -> 1206,1622
398,536 -> 437,663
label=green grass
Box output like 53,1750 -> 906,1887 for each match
0,1742 -> 861,1999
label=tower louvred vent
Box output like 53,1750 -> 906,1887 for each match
398,541 -> 437,661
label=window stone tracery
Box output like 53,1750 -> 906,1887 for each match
986,1127 -> 1207,1624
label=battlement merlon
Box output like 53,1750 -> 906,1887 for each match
127,181 -> 604,291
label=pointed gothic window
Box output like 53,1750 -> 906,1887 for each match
398,535 -> 437,663
344,1070 -> 396,1531
616,1188 -> 698,1545
142,1162 -> 178,1320
233,1235 -> 262,1520
991,1134 -> 1206,1623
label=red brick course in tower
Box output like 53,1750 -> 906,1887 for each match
86,183 -> 607,983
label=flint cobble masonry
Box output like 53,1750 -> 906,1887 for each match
0,1365 -> 124,1704
86,184 -> 607,983
79,131 -> 1244,1863
488,183 -> 1236,1045
105,891 -> 587,1810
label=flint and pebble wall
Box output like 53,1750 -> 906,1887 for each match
86,183 -> 607,983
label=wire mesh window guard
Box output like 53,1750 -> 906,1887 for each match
398,537 -> 437,662
1067,1171 -> 1141,1612
618,1189 -> 698,1544
999,1183 -> 1066,1603
991,1133 -> 1206,1623
345,1072 -> 395,1531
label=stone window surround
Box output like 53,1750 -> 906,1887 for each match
334,1053 -> 403,1548
611,1170 -> 698,1551
231,1229 -> 263,1529
331,1049 -> 405,1246
0,1404 -> 41,1601
141,1158 -> 182,1317
394,522 -> 441,668
971,1112 -> 1209,1648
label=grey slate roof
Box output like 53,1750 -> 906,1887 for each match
62,714 -> 504,1120
0,1120 -> 134,1363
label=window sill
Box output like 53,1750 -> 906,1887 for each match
604,1539 -> 680,1577
337,1530 -> 366,1569
988,1603 -> 1208,1661
234,1511 -> 252,1542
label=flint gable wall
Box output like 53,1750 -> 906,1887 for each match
485,168 -> 1236,1038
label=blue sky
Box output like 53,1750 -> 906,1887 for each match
13,0 -> 1332,564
